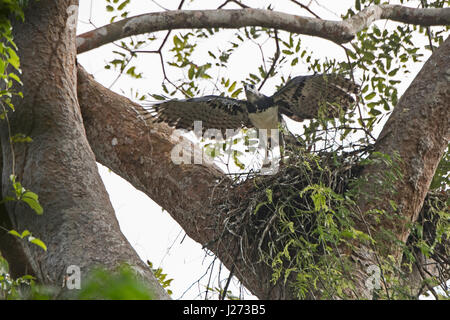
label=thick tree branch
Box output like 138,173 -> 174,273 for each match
359,36 -> 449,243
76,5 -> 450,53
76,67 -> 223,236
77,66 -> 293,299
348,36 -> 449,297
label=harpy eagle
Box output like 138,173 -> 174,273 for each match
145,74 -> 359,137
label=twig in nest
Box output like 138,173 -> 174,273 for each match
258,212 -> 279,255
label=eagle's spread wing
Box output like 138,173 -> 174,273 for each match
272,74 -> 359,121
144,95 -> 251,132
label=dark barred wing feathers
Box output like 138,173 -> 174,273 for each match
144,95 -> 251,133
272,74 -> 359,121
144,74 -> 359,135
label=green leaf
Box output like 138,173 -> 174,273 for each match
208,51 -> 216,59
8,72 -> 22,85
266,188 -> 273,204
21,191 -> 44,215
29,237 -> 47,251
205,145 -> 218,158
389,200 -> 397,211
365,92 -> 376,100
231,88 -> 242,98
388,68 -> 399,77
232,150 -> 244,169
188,65 -> 195,80
151,94 -> 166,101
249,73 -> 260,81
6,47 -> 20,70
8,229 -> 22,238
0,255 -> 9,274
173,35 -> 182,47
228,81 -> 236,92
21,230 -> 31,238
117,0 -> 130,11
10,133 -> 32,143
340,229 -> 355,239
254,202 -> 267,215
369,108 -> 382,116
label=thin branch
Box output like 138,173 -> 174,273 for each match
150,0 -> 169,11
108,56 -> 132,89
177,0 -> 185,10
289,0 -> 322,19
124,0 -> 191,97
77,6 -> 450,53
219,264 -> 235,300
414,259 -> 440,300
218,0 -> 249,9
312,0 -> 340,18
420,0 -> 435,53
258,29 -> 280,91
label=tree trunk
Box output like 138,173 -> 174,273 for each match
347,35 -> 450,298
0,0 -> 169,299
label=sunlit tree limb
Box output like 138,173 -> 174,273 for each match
77,5 -> 450,53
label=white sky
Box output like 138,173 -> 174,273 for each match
76,0 -> 442,299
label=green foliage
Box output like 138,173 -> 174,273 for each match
214,147 -> 373,298
78,265 -> 156,300
0,0 -> 27,20
258,152 -> 368,299
405,193 -> 449,298
147,260 -> 173,296
205,285 -> 240,300
0,1 -> 24,114
103,0 -> 146,90
0,254 -> 36,300
1,175 -> 43,215
7,229 -> 47,251
1,262 -> 158,300
105,0 -> 131,22
215,143 -> 448,299
0,0 -> 48,290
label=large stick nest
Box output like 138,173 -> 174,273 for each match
210,147 -> 366,274
209,145 -> 449,295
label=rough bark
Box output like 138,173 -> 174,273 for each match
0,0 -> 169,299
349,36 -> 449,298
362,37 -> 449,243
76,5 -> 450,53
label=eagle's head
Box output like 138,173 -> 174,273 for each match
244,84 -> 267,105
